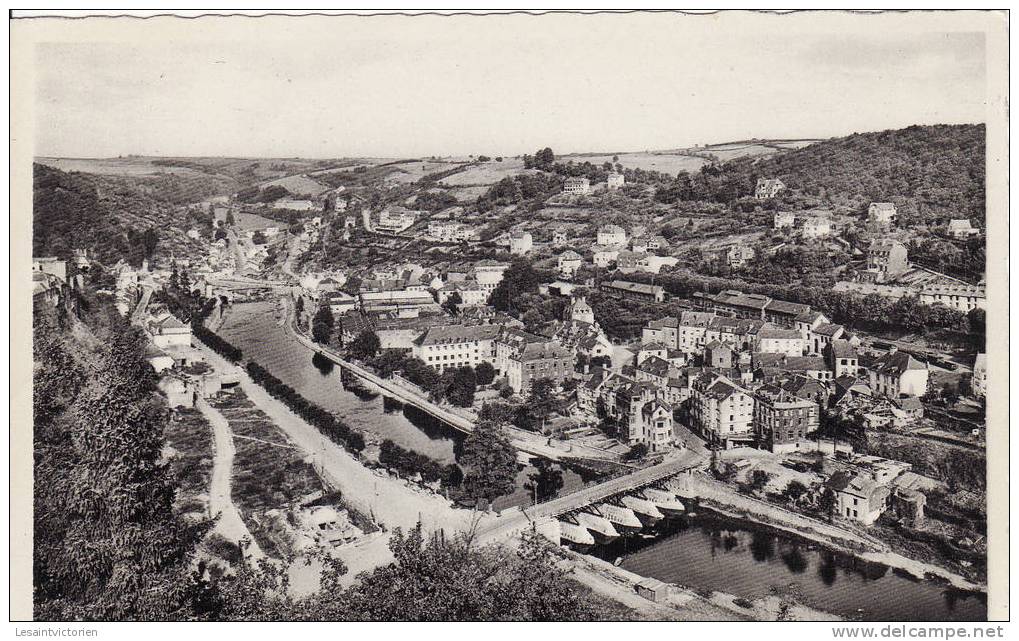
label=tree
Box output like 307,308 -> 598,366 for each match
348,330 -> 381,360
623,443 -> 649,461
225,210 -> 235,225
252,230 -> 267,245
451,366 -> 478,408
459,420 -> 518,504
214,228 -> 228,241
748,469 -> 772,492
475,361 -> 496,386
819,487 -> 838,522
441,291 -> 463,316
311,304 -> 335,344
33,305 -> 208,620
525,459 -> 564,504
783,480 -> 808,502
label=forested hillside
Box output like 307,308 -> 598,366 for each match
656,124 -> 985,225
33,163 -> 213,267
738,123 -> 985,223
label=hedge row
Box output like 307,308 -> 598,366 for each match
379,439 -> 462,489
193,323 -> 243,363
246,360 -> 366,454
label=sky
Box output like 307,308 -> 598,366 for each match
26,12 -> 989,159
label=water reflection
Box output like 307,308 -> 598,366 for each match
589,512 -> 986,621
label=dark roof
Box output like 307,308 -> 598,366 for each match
871,351 -> 926,377
764,299 -> 811,317
813,323 -> 844,337
639,356 -> 671,377
829,339 -> 857,359
605,280 -> 664,296
414,324 -> 502,346
783,356 -> 828,372
758,327 -> 803,340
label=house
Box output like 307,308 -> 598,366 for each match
373,315 -> 450,351
947,218 -> 980,239
892,396 -> 924,422
919,283 -> 985,312
602,280 -> 666,303
972,353 -> 986,398
323,291 -> 357,316
597,224 -> 627,246
727,245 -> 755,268
375,207 -> 419,234
676,311 -> 716,352
472,259 -> 511,293
781,356 -> 833,382
437,280 -> 489,307
646,235 -> 670,252
773,211 -> 796,229
755,178 -> 785,199
557,250 -> 584,276
868,349 -> 929,398
826,339 -> 859,378
809,322 -> 845,356
754,388 -> 819,453
763,299 -> 812,328
563,177 -> 591,195
32,257 -> 68,282
635,254 -> 678,274
509,231 -> 533,255
496,329 -> 573,394
636,355 -> 673,389
867,202 -> 897,227
801,216 -> 832,239
412,324 -> 502,373
861,239 -> 909,284
698,290 -> 771,320
756,327 -> 805,357
428,220 -> 468,243
690,374 -> 755,449
826,471 -> 890,525
630,236 -> 650,254
607,172 -> 625,189
569,296 -> 595,325
150,314 -> 193,349
704,341 -> 735,368
599,376 -> 674,450
591,246 -> 620,268
615,250 -> 644,273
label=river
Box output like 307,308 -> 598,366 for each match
217,299 -> 592,509
588,511 -> 986,621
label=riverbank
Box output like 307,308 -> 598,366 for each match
669,473 -> 986,594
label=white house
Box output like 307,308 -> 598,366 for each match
773,211 -> 796,229
607,172 -> 625,189
557,250 -> 583,276
755,178 -> 785,199
868,202 -> 897,226
509,231 -> 533,255
801,217 -> 832,239
947,219 -> 980,239
563,177 -> 591,195
868,349 -> 929,398
597,224 -> 627,246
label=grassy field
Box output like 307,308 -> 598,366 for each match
163,407 -> 215,519
439,158 -> 534,186
561,152 -> 709,175
36,156 -> 208,177
385,160 -> 465,183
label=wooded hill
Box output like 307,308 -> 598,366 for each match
725,123 -> 986,224
32,163 -> 212,267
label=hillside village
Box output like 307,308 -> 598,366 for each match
33,123 -> 990,613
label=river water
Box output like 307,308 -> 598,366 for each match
588,512 -> 986,621
217,300 -> 590,509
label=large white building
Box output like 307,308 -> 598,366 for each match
690,374 -> 755,449
606,172 -> 625,189
919,283 -> 986,313
412,324 -> 503,373
563,177 -> 591,195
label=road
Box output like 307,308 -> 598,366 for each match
279,295 -> 617,462
195,397 -> 265,564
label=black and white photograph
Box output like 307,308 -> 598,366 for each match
9,8 -> 1010,631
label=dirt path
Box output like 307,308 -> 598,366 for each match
195,397 -> 265,564
195,340 -> 494,537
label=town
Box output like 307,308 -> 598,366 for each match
31,125 -> 989,622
